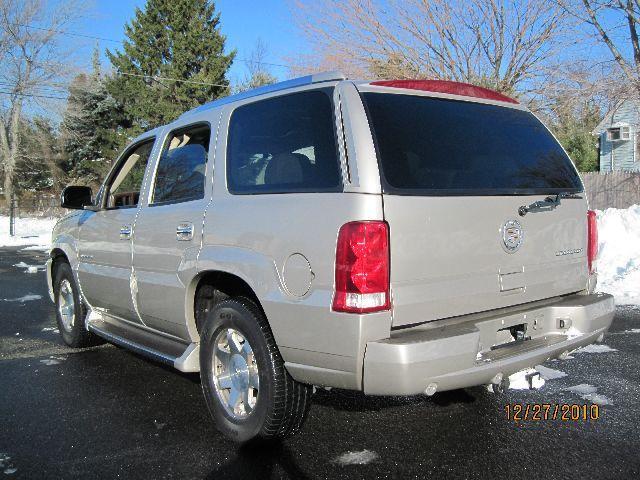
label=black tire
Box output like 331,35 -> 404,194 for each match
199,297 -> 312,442
53,261 -> 103,348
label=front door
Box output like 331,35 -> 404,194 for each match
132,121 -> 214,339
77,137 -> 156,321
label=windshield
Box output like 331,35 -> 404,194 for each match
361,92 -> 583,195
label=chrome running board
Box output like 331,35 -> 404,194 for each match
87,316 -> 200,372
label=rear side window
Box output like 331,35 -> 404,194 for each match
361,93 -> 583,195
226,89 -> 341,194
152,124 -> 210,205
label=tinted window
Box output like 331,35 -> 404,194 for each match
361,93 -> 583,195
153,124 -> 210,204
227,89 -> 341,194
107,139 -> 155,209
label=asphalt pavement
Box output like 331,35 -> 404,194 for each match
1,246 -> 639,479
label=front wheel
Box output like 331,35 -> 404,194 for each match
53,262 -> 103,348
199,297 -> 312,442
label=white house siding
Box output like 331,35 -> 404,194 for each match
597,100 -> 640,172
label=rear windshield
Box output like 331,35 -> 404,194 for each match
361,92 -> 583,195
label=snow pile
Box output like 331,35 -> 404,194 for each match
0,215 -> 57,250
596,205 -> 640,305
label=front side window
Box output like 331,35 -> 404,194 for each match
152,124 -> 210,205
106,139 -> 155,209
361,93 -> 583,195
227,89 -> 342,194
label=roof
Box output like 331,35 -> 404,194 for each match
179,71 -> 348,119
178,71 -> 522,121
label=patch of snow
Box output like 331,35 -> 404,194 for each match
595,205 -> 640,305
534,365 -> 568,380
623,328 -> 640,334
507,368 -> 545,390
564,384 -> 612,405
565,326 -> 583,339
39,356 -> 65,366
1,294 -> 42,302
39,359 -> 61,366
13,262 -> 45,272
0,453 -> 16,475
487,368 -> 546,392
20,245 -> 50,252
575,344 -> 617,354
333,450 -> 379,466
0,215 -> 57,249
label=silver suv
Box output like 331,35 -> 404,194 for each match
47,72 -> 615,442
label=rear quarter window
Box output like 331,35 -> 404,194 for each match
226,89 -> 342,194
361,92 -> 583,195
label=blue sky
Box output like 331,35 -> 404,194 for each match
69,0 -> 306,82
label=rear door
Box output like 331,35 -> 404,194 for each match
359,90 -> 588,327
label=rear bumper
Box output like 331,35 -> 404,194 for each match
363,293 -> 615,395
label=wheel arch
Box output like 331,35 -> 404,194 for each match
47,247 -> 71,302
187,269 -> 265,340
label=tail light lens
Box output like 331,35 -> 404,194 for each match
587,210 -> 598,274
332,221 -> 390,313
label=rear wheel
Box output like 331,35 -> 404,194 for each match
53,261 -> 103,348
199,297 -> 312,442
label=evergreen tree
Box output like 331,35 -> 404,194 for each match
106,0 -> 235,129
16,118 -> 61,192
61,55 -> 131,186
551,100 -> 601,172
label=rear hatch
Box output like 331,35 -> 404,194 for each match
360,89 -> 589,328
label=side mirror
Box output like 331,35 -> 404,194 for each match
61,186 -> 94,210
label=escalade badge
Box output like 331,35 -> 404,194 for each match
501,219 -> 523,253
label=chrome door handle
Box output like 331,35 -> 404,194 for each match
176,222 -> 194,241
120,225 -> 132,240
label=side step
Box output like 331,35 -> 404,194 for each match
87,316 -> 200,372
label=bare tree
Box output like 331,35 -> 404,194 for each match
291,0 -> 568,94
559,0 -> 640,97
234,39 -> 278,93
0,0 -> 81,204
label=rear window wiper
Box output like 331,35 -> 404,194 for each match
518,192 -> 583,216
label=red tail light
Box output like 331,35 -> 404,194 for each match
587,210 -> 598,274
332,221 -> 390,313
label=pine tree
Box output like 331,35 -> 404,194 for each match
16,118 -> 61,192
106,0 -> 235,129
61,51 -> 131,186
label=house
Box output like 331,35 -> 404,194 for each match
593,99 -> 640,172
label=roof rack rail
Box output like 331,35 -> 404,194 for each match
179,71 -> 348,119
